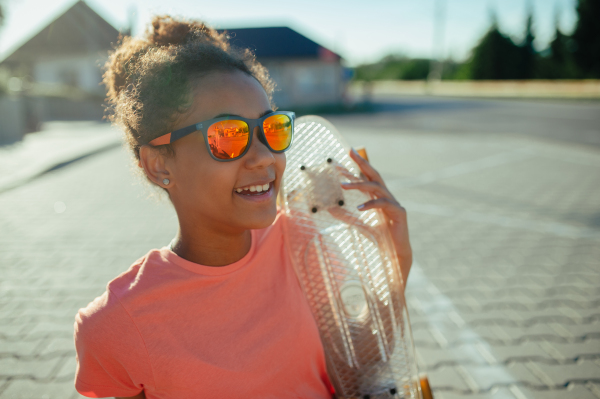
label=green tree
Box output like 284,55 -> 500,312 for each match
538,19 -> 579,78
571,0 -> 600,78
517,10 -> 536,79
442,60 -> 471,80
550,28 -> 570,68
354,56 -> 430,81
398,59 -> 430,80
468,15 -> 522,79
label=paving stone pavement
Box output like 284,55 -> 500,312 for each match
0,121 -> 120,193
333,122 -> 600,399
1,119 -> 599,398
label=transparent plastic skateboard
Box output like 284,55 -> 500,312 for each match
281,116 -> 423,399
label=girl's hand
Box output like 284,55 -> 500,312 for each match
341,148 -> 413,283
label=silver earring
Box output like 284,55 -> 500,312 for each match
162,178 -> 170,185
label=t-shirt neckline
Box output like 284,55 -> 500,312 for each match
160,230 -> 256,276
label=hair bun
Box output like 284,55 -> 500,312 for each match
150,15 -> 214,47
102,14 -> 274,166
103,16 -> 225,102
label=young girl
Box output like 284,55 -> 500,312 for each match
74,16 -> 412,399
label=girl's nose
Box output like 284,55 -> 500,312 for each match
244,127 -> 275,168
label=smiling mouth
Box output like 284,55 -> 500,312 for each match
234,182 -> 273,196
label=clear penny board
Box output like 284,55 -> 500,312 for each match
281,116 -> 422,399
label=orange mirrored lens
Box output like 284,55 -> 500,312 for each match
263,114 -> 292,151
207,120 -> 250,159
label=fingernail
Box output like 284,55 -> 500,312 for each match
357,204 -> 365,210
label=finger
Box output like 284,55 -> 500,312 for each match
341,181 -> 394,200
349,148 -> 385,185
333,162 -> 360,182
357,198 -> 406,220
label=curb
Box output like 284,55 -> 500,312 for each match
0,133 -> 121,194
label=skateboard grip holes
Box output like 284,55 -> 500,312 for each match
311,207 -> 318,213
338,200 -> 344,206
327,158 -> 332,163
390,388 -> 397,395
300,165 -> 306,171
362,395 -> 370,399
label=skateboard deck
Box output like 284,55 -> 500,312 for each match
280,116 -> 422,399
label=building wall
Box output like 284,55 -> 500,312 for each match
263,59 -> 343,108
0,94 -> 105,144
35,97 -> 105,121
29,55 -> 343,109
0,96 -> 26,145
32,54 -> 108,94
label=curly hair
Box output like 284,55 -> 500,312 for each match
103,15 -> 275,160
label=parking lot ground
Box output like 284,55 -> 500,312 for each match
0,121 -> 120,194
1,97 -> 599,398
333,112 -> 600,399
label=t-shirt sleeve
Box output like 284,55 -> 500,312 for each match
74,289 -> 154,398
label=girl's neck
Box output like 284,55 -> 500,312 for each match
170,228 -> 252,267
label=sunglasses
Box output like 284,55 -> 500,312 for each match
149,111 -> 295,162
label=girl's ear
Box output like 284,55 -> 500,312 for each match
139,145 -> 173,187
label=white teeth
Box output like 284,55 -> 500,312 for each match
235,183 -> 272,193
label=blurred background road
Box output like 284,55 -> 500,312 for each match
338,96 -> 600,147
1,95 -> 599,398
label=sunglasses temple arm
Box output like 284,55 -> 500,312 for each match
171,125 -> 201,142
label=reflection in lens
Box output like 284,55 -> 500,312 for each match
263,114 -> 292,151
207,120 -> 250,159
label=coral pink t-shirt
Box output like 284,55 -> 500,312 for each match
74,212 -> 333,398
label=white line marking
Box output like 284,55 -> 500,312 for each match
475,343 -> 497,365
586,382 -> 600,399
456,365 -> 480,393
524,361 -> 554,387
509,384 -> 530,399
402,201 -> 600,240
409,262 -> 519,391
430,327 -> 449,348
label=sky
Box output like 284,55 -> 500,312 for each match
0,0 -> 579,66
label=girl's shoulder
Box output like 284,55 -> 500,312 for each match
75,249 -> 167,328
75,253 -> 147,327
74,255 -> 155,396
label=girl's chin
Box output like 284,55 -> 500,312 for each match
246,208 -> 278,230
229,204 -> 277,231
